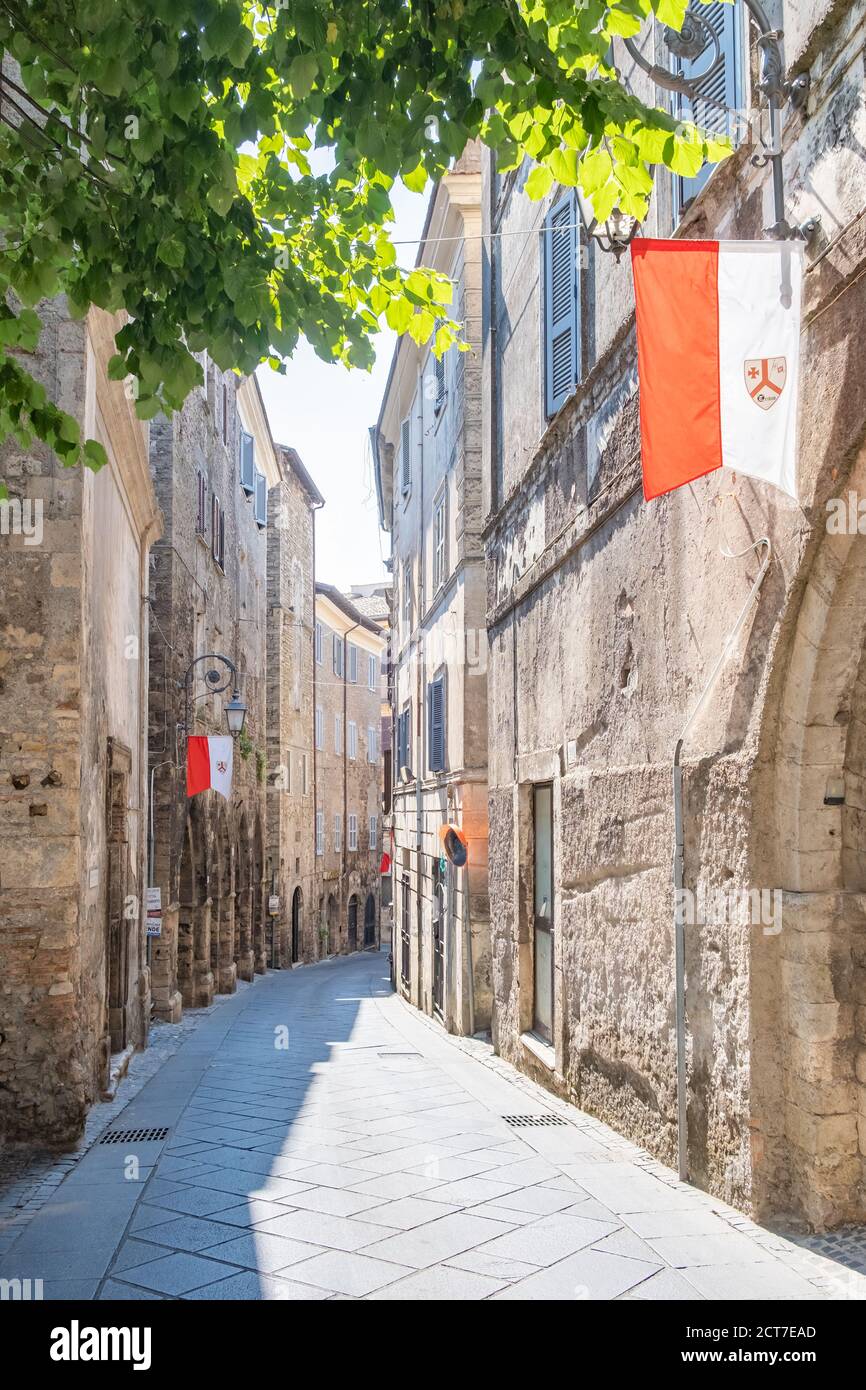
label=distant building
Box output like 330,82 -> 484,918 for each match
314,585 -> 386,954
373,145 -> 491,1035
266,445 -> 323,967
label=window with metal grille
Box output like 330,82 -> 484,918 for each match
348,720 -> 357,760
315,622 -> 323,664
239,428 -> 255,493
400,416 -> 412,494
195,469 -> 208,539
254,470 -> 267,528
211,493 -> 225,570
428,672 -> 446,773
348,813 -> 358,851
433,490 -> 447,592
673,1 -> 741,217
543,191 -> 581,418
334,813 -> 341,851
316,810 -> 324,856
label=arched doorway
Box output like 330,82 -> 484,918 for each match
291,887 -> 302,964
252,815 -> 266,975
364,892 -> 376,949
347,894 -> 358,953
327,894 -> 338,955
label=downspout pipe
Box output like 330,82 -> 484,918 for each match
673,533 -> 771,1184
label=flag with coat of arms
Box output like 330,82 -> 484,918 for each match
186,735 -> 234,799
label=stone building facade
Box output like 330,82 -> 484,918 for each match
482,0 -> 866,1227
0,304 -> 161,1145
373,148 -> 491,1035
147,370 -> 278,1020
314,585 -> 385,955
266,444 -> 323,967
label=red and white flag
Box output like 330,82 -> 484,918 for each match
631,239 -> 803,502
186,735 -> 234,799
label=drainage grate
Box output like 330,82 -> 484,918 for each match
99,1127 -> 169,1145
503,1113 -> 569,1128
377,1051 -> 421,1058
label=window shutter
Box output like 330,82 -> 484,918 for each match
429,677 -> 445,773
543,192 -> 580,418
254,471 -> 267,528
434,349 -> 446,412
676,3 -> 739,209
400,417 -> 411,493
239,430 -> 255,493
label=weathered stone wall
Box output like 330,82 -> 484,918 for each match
266,447 -> 317,965
147,367 -> 268,1020
0,302 -> 160,1146
483,0 -> 866,1225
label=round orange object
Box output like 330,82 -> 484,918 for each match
439,823 -> 468,867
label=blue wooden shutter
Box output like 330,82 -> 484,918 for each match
254,471 -> 267,528
544,192 -> 579,418
400,417 -> 411,492
239,430 -> 255,493
676,2 -> 740,210
428,677 -> 445,773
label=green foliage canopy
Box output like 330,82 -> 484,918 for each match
0,0 -> 728,479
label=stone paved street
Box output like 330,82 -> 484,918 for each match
2,949 -> 864,1302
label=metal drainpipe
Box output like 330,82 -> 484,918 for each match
673,534 -> 771,1183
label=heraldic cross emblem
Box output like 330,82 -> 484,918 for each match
744,356 -> 787,411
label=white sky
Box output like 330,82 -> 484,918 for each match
256,180 -> 431,592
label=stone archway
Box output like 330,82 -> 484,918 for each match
347,894 -> 358,953
291,887 -> 302,965
752,442 -> 866,1228
215,806 -> 236,994
327,893 -> 338,956
178,801 -> 212,1009
364,892 -> 377,948
253,815 -> 266,975
235,810 -> 254,982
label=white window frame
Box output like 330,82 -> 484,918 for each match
368,653 -> 377,690
315,810 -> 324,856
403,560 -> 412,629
333,633 -> 344,677
433,488 -> 447,592
369,813 -> 378,849
334,813 -> 342,852
348,643 -> 358,684
239,428 -> 255,494
367,725 -> 377,763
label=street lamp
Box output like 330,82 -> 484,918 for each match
580,0 -> 818,257
181,653 -> 247,739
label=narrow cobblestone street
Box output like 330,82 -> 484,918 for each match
1,949 -> 863,1303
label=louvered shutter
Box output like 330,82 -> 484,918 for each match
544,192 -> 580,418
239,430 -> 255,493
254,471 -> 267,528
429,677 -> 445,773
676,2 -> 740,210
400,417 -> 412,492
434,348 -> 446,412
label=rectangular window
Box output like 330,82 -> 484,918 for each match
334,813 -> 342,852
533,784 -> 554,1044
315,622 -> 323,664
348,813 -> 358,851
433,491 -> 447,592
211,493 -> 225,571
333,633 -> 344,677
302,752 -> 308,795
403,560 -> 412,628
315,705 -> 324,750
369,813 -> 378,849
543,191 -> 581,418
254,470 -> 267,529
428,673 -> 446,773
316,810 -> 324,856
400,416 -> 411,494
239,428 -> 255,494
284,752 -> 292,795
348,643 -> 358,684
348,721 -> 357,760
433,344 -> 446,414
195,469 -> 207,539
400,877 -> 411,986
368,654 -> 377,690
672,3 -> 740,217
397,703 -> 411,777
334,713 -> 342,754
367,725 -> 377,763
